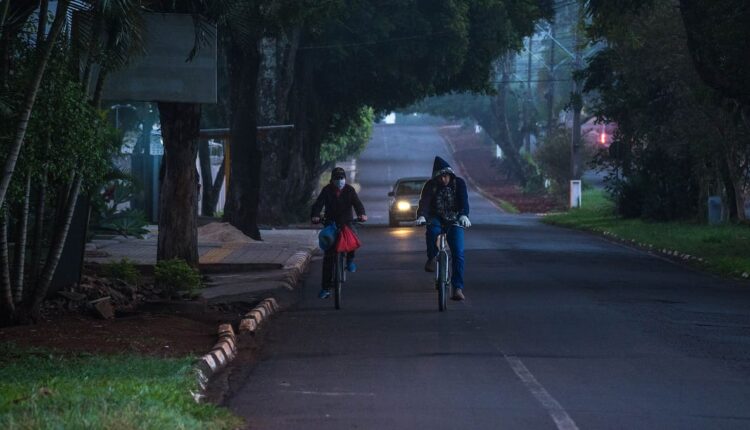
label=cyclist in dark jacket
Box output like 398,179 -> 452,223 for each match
311,167 -> 367,299
416,156 -> 471,301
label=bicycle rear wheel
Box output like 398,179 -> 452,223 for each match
437,252 -> 448,311
334,253 -> 344,309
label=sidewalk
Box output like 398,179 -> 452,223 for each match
85,224 -> 320,303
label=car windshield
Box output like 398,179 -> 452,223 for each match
395,180 -> 425,196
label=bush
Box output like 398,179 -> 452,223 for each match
101,258 -> 141,285
535,127 -> 596,198
154,259 -> 202,297
605,143 -> 701,221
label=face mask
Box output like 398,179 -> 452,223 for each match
334,179 -> 345,189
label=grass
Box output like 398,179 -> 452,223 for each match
0,345 -> 243,430
543,189 -> 750,278
497,198 -> 520,214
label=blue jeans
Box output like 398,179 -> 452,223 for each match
425,218 -> 465,290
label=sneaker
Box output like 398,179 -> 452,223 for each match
424,257 -> 436,273
451,288 -> 465,301
318,289 -> 331,299
346,261 -> 357,272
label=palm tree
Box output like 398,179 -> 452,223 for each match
0,0 -> 148,324
0,0 -> 71,209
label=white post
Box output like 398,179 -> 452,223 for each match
570,180 -> 582,208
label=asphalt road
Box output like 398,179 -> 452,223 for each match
228,125 -> 750,429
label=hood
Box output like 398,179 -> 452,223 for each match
432,156 -> 455,178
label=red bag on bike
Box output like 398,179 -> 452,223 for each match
335,224 -> 361,253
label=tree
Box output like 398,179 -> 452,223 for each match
587,0 -> 750,124
0,0 -> 71,209
1,50 -> 114,324
243,0 -> 554,229
220,1 -> 332,238
0,1 -> 144,324
144,0 -> 231,262
583,0 -> 748,221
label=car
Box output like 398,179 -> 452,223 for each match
387,176 -> 430,227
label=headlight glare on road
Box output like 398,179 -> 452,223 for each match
396,201 -> 411,211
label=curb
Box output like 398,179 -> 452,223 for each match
192,299 -> 279,403
191,250 -> 313,402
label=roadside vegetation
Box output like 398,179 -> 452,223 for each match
0,344 -> 242,429
544,190 -> 750,278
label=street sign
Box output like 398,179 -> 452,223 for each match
101,13 -> 217,104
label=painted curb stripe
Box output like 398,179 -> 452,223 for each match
202,354 -> 217,372
211,348 -> 226,365
239,318 -> 257,333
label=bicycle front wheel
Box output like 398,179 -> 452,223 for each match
438,252 -> 449,311
335,253 -> 344,309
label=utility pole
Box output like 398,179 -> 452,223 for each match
547,21 -> 556,136
568,1 -> 584,207
570,2 -> 583,182
525,36 -> 533,153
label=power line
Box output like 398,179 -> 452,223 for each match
492,78 -> 573,84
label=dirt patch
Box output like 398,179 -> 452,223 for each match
0,268 -> 255,358
439,126 -> 564,213
0,301 -> 252,358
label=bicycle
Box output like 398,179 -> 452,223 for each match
417,219 -> 461,311
317,219 -> 364,310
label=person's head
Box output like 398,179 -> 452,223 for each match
330,167 -> 346,189
438,172 -> 451,186
431,156 -> 455,186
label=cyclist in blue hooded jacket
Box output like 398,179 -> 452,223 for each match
311,167 -> 367,299
416,156 -> 471,301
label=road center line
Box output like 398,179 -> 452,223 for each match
504,354 -> 579,430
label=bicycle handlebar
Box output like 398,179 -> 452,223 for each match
414,219 -> 464,228
313,218 -> 366,225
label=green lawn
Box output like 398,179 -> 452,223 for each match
0,345 -> 243,430
543,189 -> 750,278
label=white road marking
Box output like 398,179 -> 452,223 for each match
504,354 -> 579,430
382,130 -> 392,182
282,390 -> 376,397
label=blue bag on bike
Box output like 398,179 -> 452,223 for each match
318,222 -> 337,251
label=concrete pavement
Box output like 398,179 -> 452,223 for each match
85,226 -> 319,303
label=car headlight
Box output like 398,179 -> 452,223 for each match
396,201 -> 411,211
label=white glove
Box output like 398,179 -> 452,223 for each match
458,215 -> 471,228
415,216 -> 426,226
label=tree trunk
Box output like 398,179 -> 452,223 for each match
257,32 -> 302,225
91,69 -> 108,108
31,173 -> 82,321
198,139 -> 215,216
156,101 -> 200,266
12,172 -> 31,304
483,57 -> 528,185
0,210 -> 14,321
224,39 -> 262,240
36,1 -> 50,45
0,0 -> 70,208
200,152 -> 225,217
29,147 -> 49,296
720,152 -> 746,221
